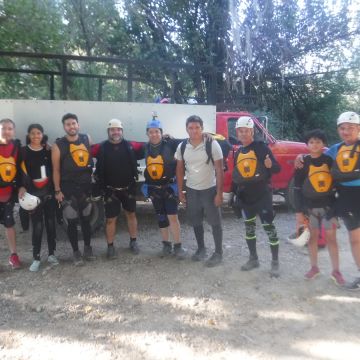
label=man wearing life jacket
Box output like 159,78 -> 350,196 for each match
141,119 -> 186,259
0,118 -> 21,269
293,129 -> 344,286
326,111 -> 360,290
176,115 -> 224,267
52,113 -> 96,265
232,116 -> 281,277
94,119 -> 140,259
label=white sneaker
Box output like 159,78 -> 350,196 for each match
29,260 -> 41,272
47,255 -> 59,266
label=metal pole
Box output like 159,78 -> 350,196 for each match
61,59 -> 68,100
50,75 -> 55,100
98,78 -> 103,101
127,64 -> 133,102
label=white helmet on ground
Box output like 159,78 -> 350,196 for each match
287,226 -> 310,247
337,112 -> 360,126
235,116 -> 254,129
107,118 -> 123,129
19,192 -> 40,211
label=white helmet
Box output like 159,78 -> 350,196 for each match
235,116 -> 254,129
187,98 -> 198,105
19,192 -> 40,211
287,226 -> 310,247
107,118 -> 123,129
337,111 -> 360,126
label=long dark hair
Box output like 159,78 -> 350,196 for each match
26,123 -> 48,145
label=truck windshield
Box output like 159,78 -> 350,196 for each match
227,117 -> 266,145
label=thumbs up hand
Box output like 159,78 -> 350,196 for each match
264,154 -> 272,168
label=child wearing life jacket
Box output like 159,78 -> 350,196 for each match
232,116 -> 281,277
294,129 -> 345,286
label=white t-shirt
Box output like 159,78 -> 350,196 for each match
175,139 -> 223,190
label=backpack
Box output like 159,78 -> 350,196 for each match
331,141 -> 360,182
302,157 -> 333,199
180,135 -> 231,171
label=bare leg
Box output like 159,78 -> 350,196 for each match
105,217 -> 117,244
349,228 -> 360,269
308,227 -> 319,267
168,214 -> 180,243
124,211 -> 138,238
326,227 -> 340,271
6,227 -> 16,253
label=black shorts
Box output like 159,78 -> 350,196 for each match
0,201 -> 15,228
241,190 -> 274,224
104,186 -> 136,218
336,186 -> 360,231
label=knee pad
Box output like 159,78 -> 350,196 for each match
81,202 -> 92,217
245,216 -> 256,240
263,223 -> 279,246
157,213 -> 169,228
62,201 -> 78,220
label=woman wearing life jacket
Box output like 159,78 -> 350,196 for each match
141,119 -> 187,259
18,124 -> 58,272
326,112 -> 360,290
232,116 -> 281,277
293,129 -> 344,286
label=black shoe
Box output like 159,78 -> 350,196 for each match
106,245 -> 117,260
173,244 -> 186,260
270,260 -> 280,278
241,256 -> 259,271
83,245 -> 96,261
159,241 -> 172,257
205,252 -> 222,267
191,248 -> 207,261
129,240 -> 140,255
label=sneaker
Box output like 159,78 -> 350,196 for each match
304,266 -> 320,280
47,255 -> 59,266
241,257 -> 259,271
9,254 -> 21,270
205,252 -> 222,267
73,250 -> 84,266
331,270 -> 345,286
159,242 -> 172,258
129,240 -> 140,255
106,245 -> 117,260
29,260 -> 41,272
270,260 -> 280,278
83,245 -> 96,261
345,277 -> 360,291
191,248 -> 207,261
173,244 -> 186,260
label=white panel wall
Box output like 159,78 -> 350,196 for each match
0,100 -> 216,144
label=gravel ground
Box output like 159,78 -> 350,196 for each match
0,202 -> 359,360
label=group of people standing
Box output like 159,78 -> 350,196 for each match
0,111 -> 359,290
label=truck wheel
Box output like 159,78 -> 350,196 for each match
61,200 -> 104,235
285,178 -> 296,211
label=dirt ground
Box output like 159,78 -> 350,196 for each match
0,202 -> 359,360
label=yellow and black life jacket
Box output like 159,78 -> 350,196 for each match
0,140 -> 19,186
69,143 -> 90,168
146,153 -> 164,180
232,149 -> 266,184
331,141 -> 360,182
302,162 -> 333,199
